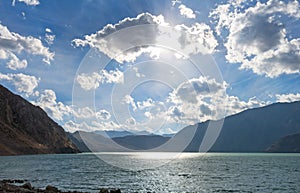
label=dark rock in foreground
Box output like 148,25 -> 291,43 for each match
0,180 -> 121,193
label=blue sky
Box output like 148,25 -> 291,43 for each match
0,0 -> 299,134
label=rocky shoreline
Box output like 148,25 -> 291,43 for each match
0,180 -> 121,193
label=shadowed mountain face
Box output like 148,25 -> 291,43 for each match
69,101 -> 300,153
0,85 -> 79,156
112,135 -> 170,150
67,131 -> 171,152
266,132 -> 300,153
182,101 -> 300,152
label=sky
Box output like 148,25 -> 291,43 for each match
0,0 -> 299,134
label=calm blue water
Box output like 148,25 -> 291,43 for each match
0,153 -> 299,192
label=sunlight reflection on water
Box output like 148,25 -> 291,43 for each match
93,152 -> 205,160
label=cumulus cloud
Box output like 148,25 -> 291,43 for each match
0,49 -> 27,70
76,72 -> 101,91
76,69 -> 124,91
33,89 -> 114,127
73,12 -> 217,63
0,24 -> 54,69
34,89 -> 71,121
0,73 -> 39,96
174,23 -> 218,55
96,109 -> 111,120
178,4 -> 196,19
122,94 -> 137,111
18,0 -> 40,6
72,13 -> 167,63
210,0 -> 300,77
166,76 -> 265,124
276,93 -> 300,103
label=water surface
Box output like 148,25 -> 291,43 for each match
0,153 -> 299,192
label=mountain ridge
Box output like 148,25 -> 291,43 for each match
68,101 -> 300,153
0,84 -> 79,156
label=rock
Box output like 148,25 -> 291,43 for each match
99,188 -> 121,193
22,182 -> 32,190
110,189 -> 121,193
0,84 -> 79,156
99,188 -> 109,193
46,185 -> 59,192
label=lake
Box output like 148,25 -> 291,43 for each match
0,153 -> 299,192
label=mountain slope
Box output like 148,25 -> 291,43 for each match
182,101 -> 300,152
94,130 -> 134,138
68,131 -> 171,152
0,85 -> 79,156
112,135 -> 170,150
266,132 -> 300,153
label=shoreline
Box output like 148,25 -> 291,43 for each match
0,179 -> 121,193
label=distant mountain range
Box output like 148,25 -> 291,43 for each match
67,131 -> 170,152
183,101 -> 300,152
1,83 -> 300,155
93,129 -> 163,138
69,101 -> 300,153
0,85 -> 79,156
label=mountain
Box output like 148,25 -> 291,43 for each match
67,131 -> 126,152
112,135 -> 170,150
266,132 -> 300,153
181,101 -> 300,152
0,85 -> 79,156
68,131 -> 171,152
132,130 -> 153,136
94,130 -> 134,138
68,101 -> 300,153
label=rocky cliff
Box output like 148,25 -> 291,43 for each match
0,85 -> 79,156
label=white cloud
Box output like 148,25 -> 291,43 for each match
137,98 -> 155,110
33,89 -> 113,125
0,73 -> 39,96
210,0 -> 300,77
45,34 -> 55,45
174,23 -> 218,55
122,94 -> 137,111
132,67 -> 145,78
45,28 -> 55,45
166,76 -> 265,124
0,24 -> 54,67
76,69 -> 124,91
63,121 -> 101,133
96,109 -> 111,120
18,0 -> 40,6
72,13 -> 168,63
171,0 -> 181,7
34,89 -> 71,121
45,28 -> 52,33
178,4 -> 196,19
76,72 -> 101,91
126,117 -> 136,126
100,69 -> 124,84
276,93 -> 300,103
73,12 -> 217,63
72,106 -> 95,119
0,49 -> 27,70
